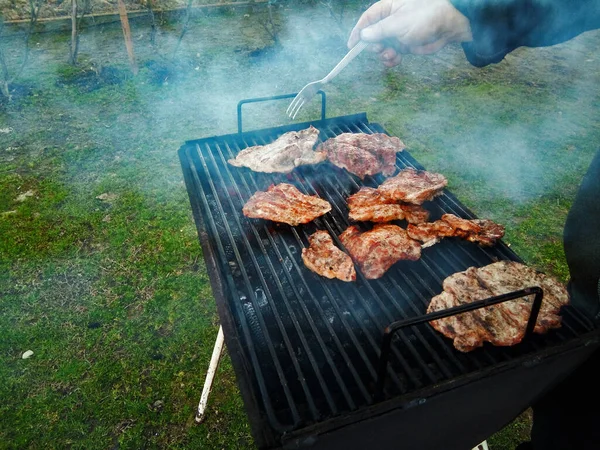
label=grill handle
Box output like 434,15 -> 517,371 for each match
373,286 -> 544,402
237,91 -> 327,134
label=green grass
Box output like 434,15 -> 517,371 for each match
1,4 -> 599,449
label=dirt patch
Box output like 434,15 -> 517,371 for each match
55,64 -> 130,92
0,83 -> 35,109
143,59 -> 184,85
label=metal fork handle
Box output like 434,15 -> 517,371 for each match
322,41 -> 369,84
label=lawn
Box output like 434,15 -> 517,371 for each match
1,2 -> 599,449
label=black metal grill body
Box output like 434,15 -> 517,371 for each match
178,111 -> 599,449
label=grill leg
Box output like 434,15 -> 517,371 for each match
195,325 -> 225,424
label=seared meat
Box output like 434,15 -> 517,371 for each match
427,261 -> 569,352
301,230 -> 356,282
318,132 -> 405,179
228,126 -> 325,173
377,168 -> 448,205
339,224 -> 421,279
468,219 -> 506,246
242,183 -> 331,226
440,213 -> 482,236
406,221 -> 455,248
347,187 -> 430,224
476,261 -> 565,331
407,213 -> 505,247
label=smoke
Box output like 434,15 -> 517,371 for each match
2,2 -> 598,207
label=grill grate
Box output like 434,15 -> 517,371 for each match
179,113 -> 596,441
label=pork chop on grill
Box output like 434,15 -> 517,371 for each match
242,183 -> 332,226
407,214 -> 505,247
301,231 -> 356,282
318,132 -> 405,179
427,261 -> 570,352
347,187 -> 430,224
228,126 -> 326,173
405,220 -> 455,248
339,224 -> 421,279
377,168 -> 448,205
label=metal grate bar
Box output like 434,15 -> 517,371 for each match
242,136 -> 370,407
342,122 -> 544,365
317,173 -> 466,377
336,123 -> 503,370
206,141 -> 337,418
280,155 -> 434,388
282,132 -> 453,386
242,134 -> 426,392
185,147 -> 299,431
192,145 -> 304,421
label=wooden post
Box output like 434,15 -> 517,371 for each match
117,0 -> 138,75
69,0 -> 78,64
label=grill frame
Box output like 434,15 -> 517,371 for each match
178,109 -> 599,449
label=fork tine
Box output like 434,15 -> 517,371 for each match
291,99 -> 305,120
288,97 -> 302,119
289,99 -> 302,119
285,95 -> 298,116
286,96 -> 299,116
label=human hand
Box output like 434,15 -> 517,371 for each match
348,0 -> 472,67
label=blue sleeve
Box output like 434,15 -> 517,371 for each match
449,0 -> 600,66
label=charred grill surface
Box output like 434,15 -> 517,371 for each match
178,114 -> 596,447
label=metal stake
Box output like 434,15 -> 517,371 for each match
195,325 -> 225,423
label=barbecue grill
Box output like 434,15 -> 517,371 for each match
178,94 -> 600,450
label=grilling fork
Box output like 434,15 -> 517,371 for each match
286,40 -> 369,120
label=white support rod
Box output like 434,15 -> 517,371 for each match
195,325 -> 225,423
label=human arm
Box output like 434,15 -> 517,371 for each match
349,0 -> 600,67
450,0 -> 600,66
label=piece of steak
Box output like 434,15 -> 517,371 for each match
339,224 -> 421,279
301,230 -> 356,282
468,219 -> 506,246
228,126 -> 325,173
318,132 -> 405,179
242,183 -> 331,226
407,214 -> 505,247
476,261 -> 566,332
406,220 -> 455,248
347,187 -> 430,224
427,261 -> 569,352
377,168 -> 448,205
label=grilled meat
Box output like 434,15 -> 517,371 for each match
228,126 -> 325,173
467,219 -> 506,246
407,213 -> 505,247
440,213 -> 482,235
339,224 -> 421,279
347,187 -> 430,224
406,220 -> 455,248
476,261 -> 565,331
242,183 -> 331,226
427,261 -> 569,352
318,132 -> 405,179
301,231 -> 356,282
377,168 -> 448,205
